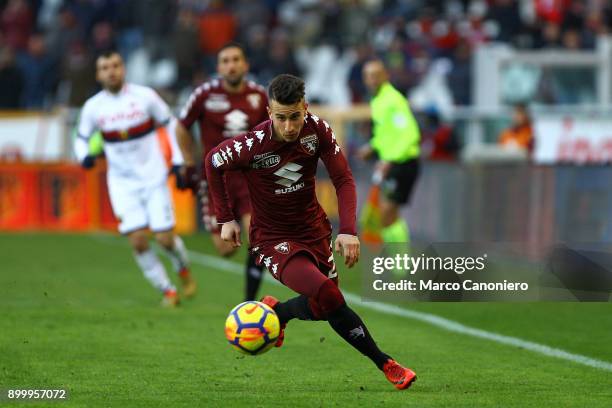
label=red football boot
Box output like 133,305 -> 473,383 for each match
260,295 -> 286,347
178,267 -> 197,298
161,289 -> 180,308
383,359 -> 417,390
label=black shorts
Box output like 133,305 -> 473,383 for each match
381,158 -> 420,205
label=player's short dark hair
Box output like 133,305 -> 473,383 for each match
218,42 -> 247,60
268,74 -> 305,105
514,102 -> 528,113
364,57 -> 385,67
96,49 -> 121,61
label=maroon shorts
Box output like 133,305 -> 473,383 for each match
200,171 -> 251,233
250,236 -> 337,283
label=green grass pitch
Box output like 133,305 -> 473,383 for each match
0,233 -> 611,407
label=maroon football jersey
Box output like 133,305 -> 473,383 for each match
179,78 -> 269,155
204,112 -> 357,246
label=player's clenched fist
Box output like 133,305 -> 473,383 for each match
220,220 -> 242,248
335,234 -> 360,268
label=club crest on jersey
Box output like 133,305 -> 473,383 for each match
247,93 -> 262,109
274,242 -> 290,254
300,134 -> 318,155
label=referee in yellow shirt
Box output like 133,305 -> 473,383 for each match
358,59 -> 421,245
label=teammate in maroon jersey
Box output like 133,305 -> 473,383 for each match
205,74 -> 417,390
175,43 -> 268,301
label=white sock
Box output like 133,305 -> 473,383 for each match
163,235 -> 190,273
134,249 -> 175,292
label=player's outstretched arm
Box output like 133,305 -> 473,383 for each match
74,101 -> 98,169
175,121 -> 197,167
171,121 -> 200,192
335,234 -> 360,268
220,221 -> 242,248
317,118 -> 359,240
204,135 -> 251,228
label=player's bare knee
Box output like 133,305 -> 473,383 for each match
380,200 -> 400,227
129,232 -> 150,253
212,234 -> 235,256
214,239 -> 237,257
217,244 -> 237,257
315,279 -> 346,317
380,205 -> 399,227
381,212 -> 398,227
154,232 -> 175,251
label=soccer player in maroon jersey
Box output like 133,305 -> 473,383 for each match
175,43 -> 268,301
204,74 -> 417,390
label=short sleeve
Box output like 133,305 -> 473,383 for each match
74,102 -> 97,161
77,101 -> 96,140
146,88 -> 172,126
179,87 -> 205,130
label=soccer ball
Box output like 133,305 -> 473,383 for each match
225,301 -> 280,355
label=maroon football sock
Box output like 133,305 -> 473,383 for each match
274,255 -> 325,323
277,255 -> 391,368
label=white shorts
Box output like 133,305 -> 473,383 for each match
108,180 -> 175,234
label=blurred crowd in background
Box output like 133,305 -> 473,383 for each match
1,0 -> 611,111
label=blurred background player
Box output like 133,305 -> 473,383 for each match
175,42 -> 268,301
498,103 -> 534,155
358,59 -> 421,247
74,50 -> 195,307
420,108 -> 460,162
205,74 -> 416,390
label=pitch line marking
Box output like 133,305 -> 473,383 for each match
186,249 -> 612,373
86,237 -> 612,372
